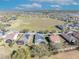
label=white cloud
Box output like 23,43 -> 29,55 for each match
20,3 -> 42,8
50,5 -> 62,10
51,5 -> 60,8
72,2 -> 78,5
15,7 -> 23,10
15,3 -> 42,10
32,0 -> 79,5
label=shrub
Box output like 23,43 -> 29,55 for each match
11,46 -> 30,59
30,43 -> 50,58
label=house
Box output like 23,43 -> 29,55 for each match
16,32 -> 30,45
49,34 -> 60,43
58,23 -> 79,31
21,32 -> 30,43
68,14 -> 79,21
68,24 -> 79,29
72,31 -> 79,39
56,25 -> 64,30
49,34 -> 62,49
60,33 -> 77,44
34,33 -> 46,45
4,31 -> 19,41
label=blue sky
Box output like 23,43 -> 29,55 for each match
0,0 -> 79,10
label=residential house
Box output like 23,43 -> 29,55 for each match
34,33 -> 46,45
49,34 -> 60,43
16,32 -> 30,45
60,33 -> 77,44
4,31 -> 19,41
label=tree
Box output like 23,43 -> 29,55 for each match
11,46 -> 30,59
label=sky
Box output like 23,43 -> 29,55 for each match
0,0 -> 79,10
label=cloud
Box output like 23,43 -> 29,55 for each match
20,3 -> 42,8
15,7 -> 23,10
51,5 -> 60,8
15,3 -> 42,10
32,0 -> 79,5
72,2 -> 79,5
50,5 -> 62,10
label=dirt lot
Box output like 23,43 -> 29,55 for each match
32,50 -> 79,59
0,46 -> 11,59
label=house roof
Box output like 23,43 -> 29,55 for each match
56,25 -> 64,30
4,32 -> 19,40
50,34 -> 60,43
20,32 -> 30,43
35,33 -> 45,44
60,33 -> 77,43
72,31 -> 79,39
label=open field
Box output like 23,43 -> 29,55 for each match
9,16 -> 65,32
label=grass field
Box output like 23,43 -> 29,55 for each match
9,16 -> 65,32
